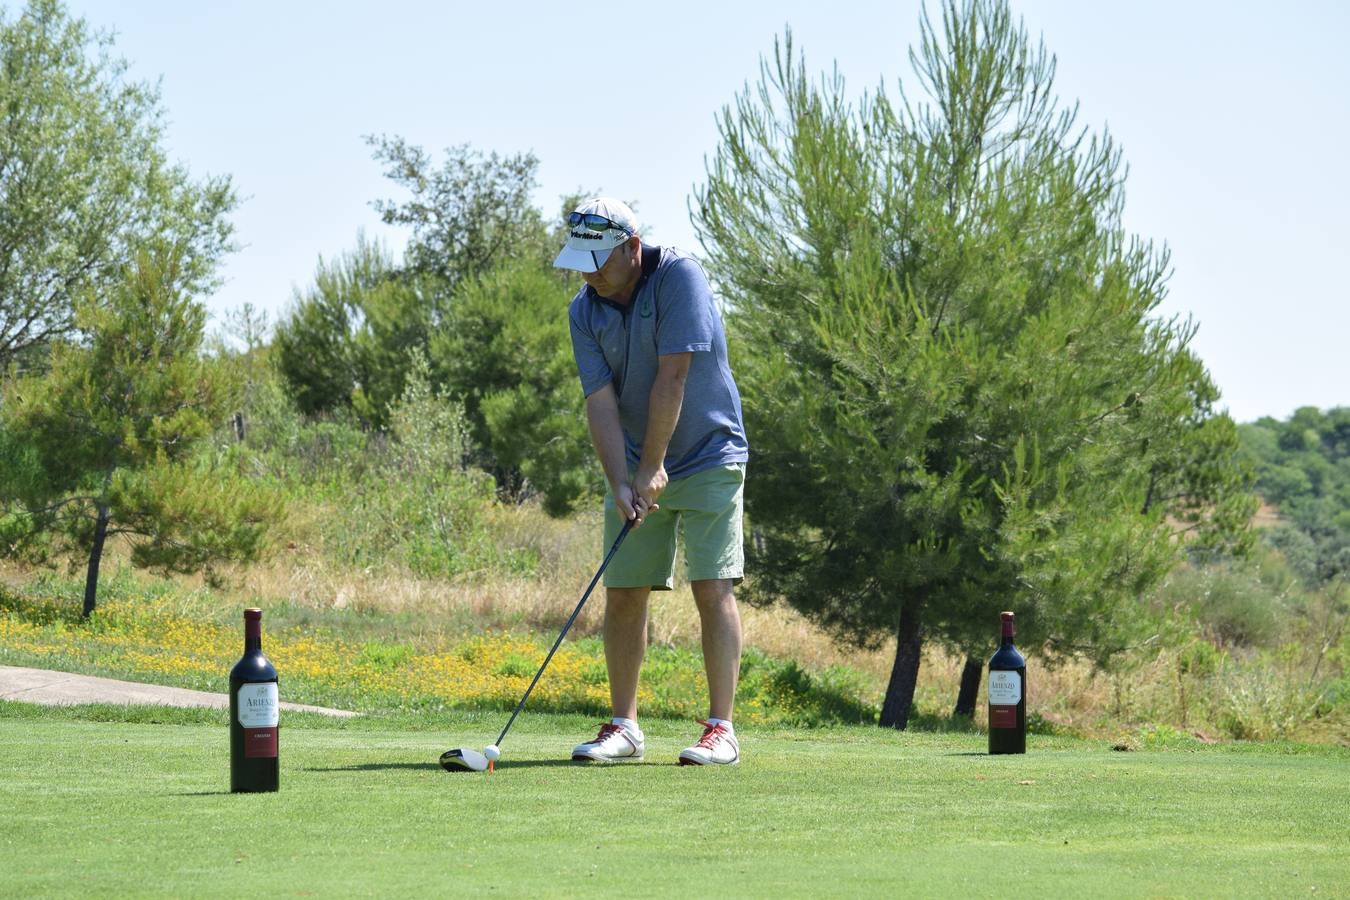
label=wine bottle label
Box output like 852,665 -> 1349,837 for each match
244,725 -> 278,759
237,683 -> 279,728
988,670 -> 1021,705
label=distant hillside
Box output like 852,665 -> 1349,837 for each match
1238,407 -> 1349,584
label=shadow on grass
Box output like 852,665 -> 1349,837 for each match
902,710 -> 983,734
305,762 -> 443,772
305,759 -> 643,772
495,759 -> 658,769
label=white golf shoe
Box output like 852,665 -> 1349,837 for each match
571,722 -> 644,762
678,720 -> 740,766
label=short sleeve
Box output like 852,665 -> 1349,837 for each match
654,259 -> 715,355
569,302 -> 613,398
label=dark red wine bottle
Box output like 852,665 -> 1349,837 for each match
230,608 -> 279,792
988,610 -> 1026,754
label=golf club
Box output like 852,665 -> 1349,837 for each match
440,517 -> 635,772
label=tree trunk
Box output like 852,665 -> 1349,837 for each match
953,656 -> 983,717
82,505 -> 110,618
879,603 -> 923,729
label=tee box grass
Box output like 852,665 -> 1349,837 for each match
2,703 -> 1346,897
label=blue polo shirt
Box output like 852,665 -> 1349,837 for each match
568,245 -> 748,481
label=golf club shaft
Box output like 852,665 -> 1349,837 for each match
493,518 -> 634,748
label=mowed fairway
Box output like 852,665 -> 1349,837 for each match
2,708 -> 1346,897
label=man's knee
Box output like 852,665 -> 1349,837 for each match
606,587 -> 650,615
691,579 -> 737,609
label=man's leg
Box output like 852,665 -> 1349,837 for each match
665,464 -> 744,765
691,578 -> 741,720
604,586 -> 651,719
573,494 -> 673,762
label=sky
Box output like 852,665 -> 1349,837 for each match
56,0 -> 1350,424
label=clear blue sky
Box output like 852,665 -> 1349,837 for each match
62,0 -> 1349,423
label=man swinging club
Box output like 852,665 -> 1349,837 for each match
555,198 -> 749,766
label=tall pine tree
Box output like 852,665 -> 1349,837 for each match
696,0 -> 1253,727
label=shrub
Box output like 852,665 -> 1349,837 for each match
1212,657 -> 1327,741
311,357 -> 527,579
215,347 -> 537,580
1155,562 -> 1285,648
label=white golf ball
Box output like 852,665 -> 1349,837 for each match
484,744 -> 501,761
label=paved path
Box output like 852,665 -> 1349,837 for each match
0,666 -> 358,717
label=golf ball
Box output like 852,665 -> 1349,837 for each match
484,744 -> 501,761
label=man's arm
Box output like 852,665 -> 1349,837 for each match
585,384 -> 651,524
633,351 -> 692,505
584,384 -> 628,492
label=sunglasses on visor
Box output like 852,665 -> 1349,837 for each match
569,212 -> 631,234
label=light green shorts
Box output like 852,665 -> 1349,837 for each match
603,464 -> 745,590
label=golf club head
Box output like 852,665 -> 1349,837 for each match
439,747 -> 489,772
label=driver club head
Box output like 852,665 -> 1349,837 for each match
439,747 -> 489,772
436,521 -> 631,778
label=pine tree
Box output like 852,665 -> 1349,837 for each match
430,259 -> 598,514
0,248 -> 281,616
696,0 -> 1253,727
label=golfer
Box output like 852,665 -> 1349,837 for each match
555,198 -> 749,766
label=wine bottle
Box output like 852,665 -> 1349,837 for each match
230,607 -> 279,792
987,610 -> 1026,755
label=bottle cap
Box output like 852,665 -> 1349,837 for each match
1000,610 -> 1015,636
244,608 -> 262,621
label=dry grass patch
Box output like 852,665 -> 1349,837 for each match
6,504 -> 1343,745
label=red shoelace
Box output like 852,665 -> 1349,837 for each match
590,723 -> 624,742
693,720 -> 728,749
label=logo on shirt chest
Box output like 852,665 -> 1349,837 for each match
639,300 -> 653,318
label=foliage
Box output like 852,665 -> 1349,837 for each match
1240,406 -> 1350,584
0,249 -> 280,614
0,590 -> 879,726
695,0 -> 1253,727
216,348 -> 527,580
343,351 -> 520,579
365,137 -> 552,287
431,259 -> 599,514
271,235 -> 435,427
1114,539 -> 1347,743
271,139 -> 598,514
1150,411 -> 1257,560
0,0 -> 235,366
1152,558 -> 1289,648
274,142 -> 598,513
387,350 -> 470,476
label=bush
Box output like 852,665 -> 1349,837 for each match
386,351 -> 469,476
218,349 -> 535,580
313,354 -> 533,579
431,259 -> 598,515
735,649 -> 879,726
1155,562 -> 1286,648
1195,567 -> 1284,647
1212,657 -> 1328,741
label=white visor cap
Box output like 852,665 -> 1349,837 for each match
553,197 -> 639,273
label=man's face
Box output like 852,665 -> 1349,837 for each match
582,236 -> 638,300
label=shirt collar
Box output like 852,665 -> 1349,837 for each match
587,245 -> 661,312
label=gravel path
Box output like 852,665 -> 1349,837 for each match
0,665 -> 357,717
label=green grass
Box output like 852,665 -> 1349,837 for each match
2,703 -> 1346,897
